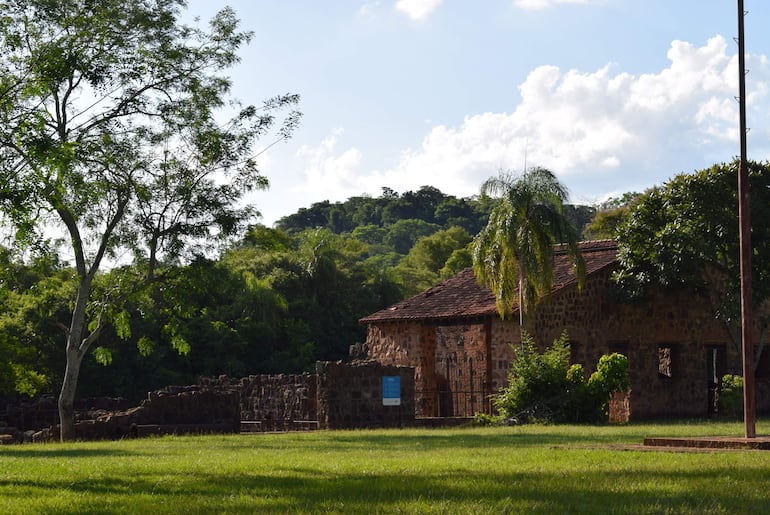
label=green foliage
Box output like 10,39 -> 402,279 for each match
494,331 -> 574,422
494,332 -> 629,424
614,160 -> 770,357
8,364 -> 47,397
588,353 -> 631,394
0,248 -> 73,397
472,412 -> 502,426
718,374 -> 743,418
276,186 -> 492,239
395,226 -> 472,295
582,193 -> 640,240
92,347 -> 113,366
587,352 -> 630,417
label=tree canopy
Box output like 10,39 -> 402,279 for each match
614,160 -> 770,365
0,0 -> 300,439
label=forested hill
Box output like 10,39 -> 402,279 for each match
0,186 -> 598,404
276,185 -> 596,240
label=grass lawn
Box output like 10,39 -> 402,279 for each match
1,420 -> 770,514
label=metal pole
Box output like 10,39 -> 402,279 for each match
737,0 -> 756,438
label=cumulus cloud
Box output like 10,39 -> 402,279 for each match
293,129 -> 364,198
293,36 -> 769,207
514,0 -> 594,10
395,0 -> 444,21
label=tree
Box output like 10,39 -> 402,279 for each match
383,219 -> 440,254
0,0 -> 300,440
395,226 -> 472,295
0,247 -> 72,398
583,192 -> 640,240
614,160 -> 770,368
472,168 -> 585,330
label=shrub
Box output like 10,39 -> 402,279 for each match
493,332 -> 630,424
718,374 -> 743,418
493,331 -> 572,423
472,412 -> 502,426
588,352 -> 631,417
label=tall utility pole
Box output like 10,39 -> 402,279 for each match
737,0 -> 756,439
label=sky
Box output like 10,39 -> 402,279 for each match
185,0 -> 770,226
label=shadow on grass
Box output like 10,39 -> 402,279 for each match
233,426 -> 669,453
0,447 -> 138,458
5,463 -> 769,513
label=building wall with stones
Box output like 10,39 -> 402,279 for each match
363,322 -> 436,416
316,361 -> 414,429
365,321 -> 492,418
525,267 -> 756,419
364,266 -> 769,420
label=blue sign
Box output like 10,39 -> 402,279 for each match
382,376 -> 401,406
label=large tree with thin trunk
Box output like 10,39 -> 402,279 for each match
0,0 -> 300,440
472,168 -> 585,331
614,160 -> 770,369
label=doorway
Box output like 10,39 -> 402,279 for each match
706,345 -> 726,417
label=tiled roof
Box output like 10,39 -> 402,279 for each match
359,239 -> 618,324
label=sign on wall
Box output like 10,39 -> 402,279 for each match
382,376 -> 401,406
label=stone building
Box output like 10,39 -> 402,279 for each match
359,240 -> 769,419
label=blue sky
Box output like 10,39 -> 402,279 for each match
186,0 -> 770,226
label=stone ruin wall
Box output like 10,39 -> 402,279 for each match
1,384 -> 241,442
1,362 -> 415,443
521,267 -> 762,419
204,362 -> 415,430
316,361 -> 415,429
202,374 -> 317,431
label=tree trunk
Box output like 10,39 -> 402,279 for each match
518,262 -> 527,337
58,278 -> 92,442
58,346 -> 85,441
518,275 -> 525,335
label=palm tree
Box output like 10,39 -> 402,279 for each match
472,167 -> 585,332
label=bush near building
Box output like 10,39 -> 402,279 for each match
491,331 -> 630,424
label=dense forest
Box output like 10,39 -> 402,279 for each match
0,186 -> 602,403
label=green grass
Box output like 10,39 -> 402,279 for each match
2,420 -> 770,514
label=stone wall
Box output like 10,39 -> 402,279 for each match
317,361 -> 415,429
2,362 -> 418,443
202,374 -> 317,431
4,384 -> 242,442
528,268 -> 744,419
364,322 -> 435,416
364,266 -> 770,420
432,322 -> 491,417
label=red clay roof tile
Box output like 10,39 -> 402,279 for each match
359,239 -> 618,323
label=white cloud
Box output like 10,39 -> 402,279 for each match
514,0 -> 594,10
293,129 -> 365,199
292,36 -> 770,209
395,0 -> 444,21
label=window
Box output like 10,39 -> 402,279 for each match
569,341 -> 581,364
658,345 -> 672,378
